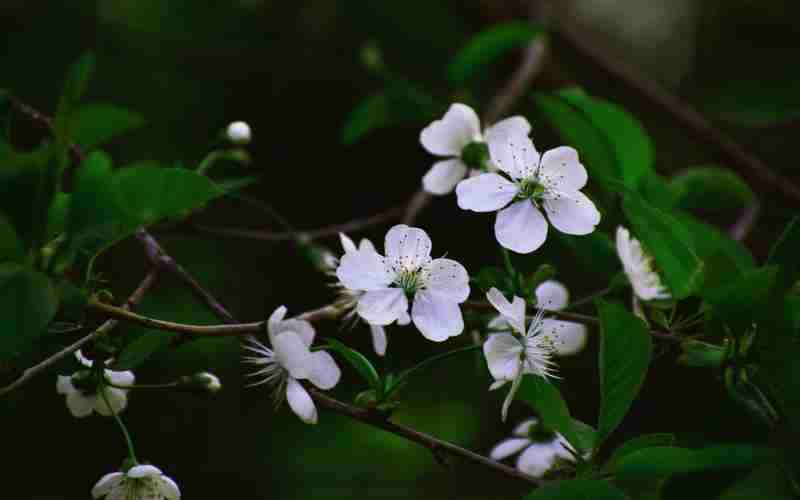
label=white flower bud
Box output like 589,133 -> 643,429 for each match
226,121 -> 252,145
196,372 -> 222,392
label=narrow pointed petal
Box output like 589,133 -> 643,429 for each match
336,248 -> 393,291
538,147 -> 588,191
75,349 -> 94,368
267,306 -> 288,335
488,133 -> 539,180
358,238 -> 376,253
385,225 -> 432,271
542,319 -> 588,356
483,333 -> 523,383
535,280 -> 569,311
339,233 -> 357,253
484,116 -> 532,143
490,438 -> 531,461
543,190 -> 601,236
486,287 -> 526,333
411,290 -> 464,341
424,258 -> 470,303
422,159 -> 468,195
369,325 -> 388,356
357,288 -> 408,325
420,103 -> 481,156
286,377 -> 317,424
308,351 -> 341,390
489,379 -> 509,391
92,473 -> 124,498
455,173 -> 518,212
495,200 -> 548,254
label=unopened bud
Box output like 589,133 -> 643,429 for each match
180,372 -> 222,393
226,121 -> 252,145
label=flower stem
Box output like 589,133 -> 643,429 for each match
99,386 -> 139,464
387,344 -> 481,396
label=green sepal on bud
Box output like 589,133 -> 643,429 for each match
461,141 -> 490,171
678,339 -> 728,368
178,372 -> 222,393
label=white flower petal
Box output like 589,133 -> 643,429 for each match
128,465 -> 162,479
488,133 -> 539,180
455,173 -> 518,213
65,392 -> 95,418
538,147 -> 588,191
616,226 -> 671,301
422,159 -> 468,195
339,233 -> 357,253
501,373 -> 524,422
272,331 -> 312,380
75,349 -> 94,368
357,288 -> 408,325
411,290 -> 464,341
486,288 -> 526,333
105,370 -> 135,387
385,225 -> 432,271
495,200 -> 548,254
95,387 -> 128,416
308,351 -> 341,390
488,314 -> 512,331
420,103 -> 481,156
542,319 -> 588,357
424,258 -> 470,303
336,248 -> 393,291
272,318 -> 315,347
369,325 -> 388,356
358,238 -> 376,253
57,374 -> 75,395
267,306 -> 288,334
513,418 -> 539,437
490,438 -> 531,461
483,333 -> 523,382
397,309 -> 411,326
516,441 -> 558,478
158,475 -> 181,500
535,280 -> 569,311
553,433 -> 578,462
484,116 -> 532,143
92,472 -> 124,499
543,190 -> 601,236
286,377 -> 317,424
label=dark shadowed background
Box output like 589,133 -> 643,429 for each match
1,1 -> 798,498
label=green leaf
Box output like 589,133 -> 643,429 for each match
0,214 -> 24,262
113,163 -> 223,226
70,103 -> 145,150
326,338 -> 381,393
341,84 -> 440,145
719,463 -> 796,500
54,52 -> 95,154
447,22 -> 544,87
671,166 -> 755,213
614,444 -> 776,480
557,232 -> 618,280
703,78 -> 800,127
767,217 -> 800,292
622,191 -> 704,298
608,434 -> 676,466
524,479 -> 628,500
596,300 -> 652,447
517,376 -> 582,453
0,262 -> 58,361
703,267 -> 778,332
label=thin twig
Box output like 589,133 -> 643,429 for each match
307,387 -> 544,487
555,21 -> 800,204
483,37 -> 548,125
0,269 -> 159,397
728,202 -> 761,242
7,94 -> 85,165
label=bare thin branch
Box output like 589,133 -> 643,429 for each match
729,202 -> 761,242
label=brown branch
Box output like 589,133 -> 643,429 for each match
555,21 -> 800,204
483,37 -> 548,125
0,269 -> 159,397
308,387 -> 543,487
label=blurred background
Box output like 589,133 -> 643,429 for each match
1,0 -> 798,498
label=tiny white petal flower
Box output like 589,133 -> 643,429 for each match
92,464 -> 180,500
490,419 -> 580,479
226,121 -> 251,145
616,226 -> 671,302
243,306 -> 341,424
56,351 -> 135,418
420,103 -> 532,194
456,133 -> 601,254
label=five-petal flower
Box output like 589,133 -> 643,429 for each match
336,224 -> 471,342
243,306 -> 341,424
56,350 -> 135,418
92,464 -> 180,500
490,418 -> 578,478
420,103 -> 531,195
482,288 -> 558,421
456,133 -> 601,253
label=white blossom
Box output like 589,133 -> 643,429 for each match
456,133 -> 601,253
56,350 -> 135,418
483,288 -> 557,421
333,233 -> 411,356
242,306 -> 341,424
616,226 -> 670,302
92,464 -> 180,500
336,225 -> 470,342
420,103 -> 531,195
490,419 -> 578,478
226,121 -> 251,144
